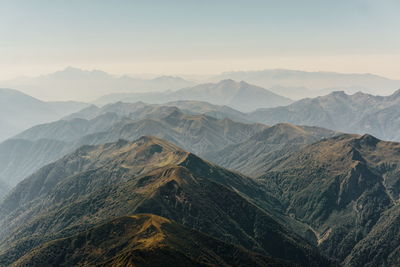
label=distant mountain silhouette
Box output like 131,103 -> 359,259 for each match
0,88 -> 88,141
96,79 -> 292,112
0,67 -> 195,101
210,69 -> 400,99
250,90 -> 400,141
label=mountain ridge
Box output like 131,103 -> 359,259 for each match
249,89 -> 400,142
95,79 -> 292,112
258,133 -> 400,265
0,88 -> 88,141
0,136 -> 331,266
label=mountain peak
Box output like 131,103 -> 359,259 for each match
354,133 -> 380,147
218,79 -> 236,84
389,88 -> 400,99
329,90 -> 348,97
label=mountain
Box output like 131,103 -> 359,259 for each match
95,80 -> 293,112
0,102 -> 267,188
0,88 -> 89,141
0,137 -> 330,266
165,100 -> 250,123
258,134 -> 400,266
205,123 -> 337,177
0,181 -> 9,200
210,69 -> 400,99
0,67 -> 195,101
16,102 -> 266,153
12,214 -> 288,267
249,90 -> 400,142
169,80 -> 293,112
65,100 -> 249,123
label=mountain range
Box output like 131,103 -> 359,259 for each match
96,79 -> 293,112
204,123 -> 338,177
249,89 -> 400,142
256,133 -> 400,266
3,67 -> 400,101
0,67 -> 195,101
210,69 -> 400,99
1,82 -> 400,266
0,88 -> 88,141
0,102 -> 267,191
3,128 -> 399,266
0,136 -> 331,266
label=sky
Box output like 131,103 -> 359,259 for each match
1,0 -> 400,80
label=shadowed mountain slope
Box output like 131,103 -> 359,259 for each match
259,133 -> 400,266
0,137 -> 331,266
205,123 -> 337,177
11,214 -> 289,267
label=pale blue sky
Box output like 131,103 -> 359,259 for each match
1,0 -> 400,79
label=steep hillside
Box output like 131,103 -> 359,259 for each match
0,137 -> 330,266
205,123 -> 337,176
12,214 -> 287,267
259,134 -> 400,265
250,90 -> 400,141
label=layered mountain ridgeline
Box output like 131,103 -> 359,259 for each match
0,88 -> 88,141
11,214 -> 288,267
205,123 -> 337,177
249,90 -> 400,142
0,67 -> 195,102
259,134 -> 400,266
164,100 -> 250,123
0,137 -> 331,266
210,69 -> 400,99
95,79 -> 293,112
65,100 -> 249,123
0,103 -> 266,188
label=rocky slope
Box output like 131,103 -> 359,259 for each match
259,134 -> 400,266
0,137 -> 330,266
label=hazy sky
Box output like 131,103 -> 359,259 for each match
1,0 -> 400,79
